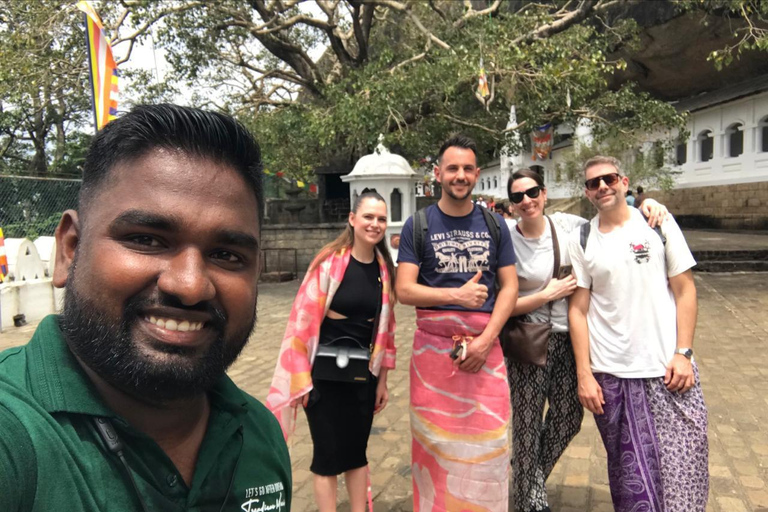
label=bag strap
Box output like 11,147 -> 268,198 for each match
543,215 -> 559,323
369,274 -> 382,352
547,215 -> 560,279
479,205 -> 501,248
413,206 -> 429,263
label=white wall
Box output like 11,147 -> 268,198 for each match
674,91 -> 768,188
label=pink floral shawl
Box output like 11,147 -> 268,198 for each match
266,247 -> 396,439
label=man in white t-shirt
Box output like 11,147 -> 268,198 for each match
568,156 -> 709,512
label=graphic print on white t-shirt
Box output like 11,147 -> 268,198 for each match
629,238 -> 651,263
430,229 -> 491,273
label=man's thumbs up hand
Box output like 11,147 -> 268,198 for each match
451,270 -> 488,309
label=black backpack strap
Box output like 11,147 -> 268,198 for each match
641,213 -> 666,245
479,206 -> 501,247
580,222 -> 591,251
413,206 -> 430,263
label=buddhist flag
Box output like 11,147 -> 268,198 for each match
0,227 -> 8,283
531,123 -> 554,161
77,1 -> 119,130
477,67 -> 490,99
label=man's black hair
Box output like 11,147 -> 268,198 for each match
437,134 -> 478,163
79,103 -> 264,225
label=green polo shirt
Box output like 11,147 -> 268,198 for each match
0,315 -> 291,512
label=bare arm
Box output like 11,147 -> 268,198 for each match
664,269 -> 698,393
459,264 -> 519,373
568,286 -> 604,414
395,262 -> 488,309
512,275 -> 577,316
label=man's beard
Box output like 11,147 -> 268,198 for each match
59,278 -> 256,403
442,180 -> 473,201
591,191 -> 620,211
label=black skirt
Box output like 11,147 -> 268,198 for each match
304,373 -> 377,476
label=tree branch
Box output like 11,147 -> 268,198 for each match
453,0 -> 503,29
437,113 -> 499,135
368,0 -> 451,50
512,0 -> 626,45
389,40 -> 431,74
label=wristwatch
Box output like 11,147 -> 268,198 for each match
675,348 -> 693,359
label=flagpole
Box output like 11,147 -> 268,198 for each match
81,12 -> 99,133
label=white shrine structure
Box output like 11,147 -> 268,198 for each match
341,137 -> 419,261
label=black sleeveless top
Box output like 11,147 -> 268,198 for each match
319,256 -> 381,347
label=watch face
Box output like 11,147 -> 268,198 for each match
679,348 -> 693,358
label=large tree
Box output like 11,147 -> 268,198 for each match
118,0 -> 713,179
0,1 -> 98,176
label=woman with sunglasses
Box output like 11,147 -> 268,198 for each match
267,191 -> 397,512
505,169 -> 667,512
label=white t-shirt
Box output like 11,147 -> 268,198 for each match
568,209 -> 696,378
508,212 -> 587,332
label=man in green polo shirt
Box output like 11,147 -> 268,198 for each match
0,104 -> 291,511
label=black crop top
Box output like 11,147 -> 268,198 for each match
319,256 -> 381,347
329,256 -> 380,319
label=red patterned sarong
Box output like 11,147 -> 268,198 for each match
410,310 -> 510,512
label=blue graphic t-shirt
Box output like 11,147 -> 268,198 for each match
398,204 -> 517,313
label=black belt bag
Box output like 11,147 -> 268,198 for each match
312,336 -> 371,384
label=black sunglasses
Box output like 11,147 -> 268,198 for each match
584,173 -> 621,191
510,186 -> 543,204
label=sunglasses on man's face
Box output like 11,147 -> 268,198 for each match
510,186 -> 543,204
584,172 -> 621,191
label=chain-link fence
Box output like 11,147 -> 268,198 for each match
0,175 -> 81,239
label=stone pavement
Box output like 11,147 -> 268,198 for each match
2,273 -> 768,511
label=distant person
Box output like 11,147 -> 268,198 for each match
635,185 -> 646,208
0,104 -> 292,511
569,156 -> 708,512
626,190 -> 636,207
476,195 -> 488,208
268,191 -> 397,512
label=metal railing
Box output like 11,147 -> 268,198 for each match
261,248 -> 298,280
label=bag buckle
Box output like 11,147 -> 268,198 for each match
335,347 -> 350,369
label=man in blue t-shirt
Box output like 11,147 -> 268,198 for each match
396,134 -> 518,512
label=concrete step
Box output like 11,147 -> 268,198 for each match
259,271 -> 296,283
695,260 -> 768,272
691,249 -> 768,262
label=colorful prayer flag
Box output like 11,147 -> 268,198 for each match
296,180 -> 305,189
0,227 -> 8,283
77,1 -> 119,130
531,123 -> 554,161
477,67 -> 490,99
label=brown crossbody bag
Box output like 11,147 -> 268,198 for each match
500,215 -> 560,367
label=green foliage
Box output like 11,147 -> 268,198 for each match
157,1 -> 687,182
0,176 -> 81,238
677,0 -> 768,70
0,0 -> 96,176
555,136 -> 683,193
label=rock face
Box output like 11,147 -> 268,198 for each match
608,9 -> 768,101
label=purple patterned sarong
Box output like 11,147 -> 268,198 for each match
594,365 -> 708,512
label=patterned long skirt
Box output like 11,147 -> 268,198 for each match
410,310 -> 510,512
593,366 -> 709,512
507,331 -> 584,512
